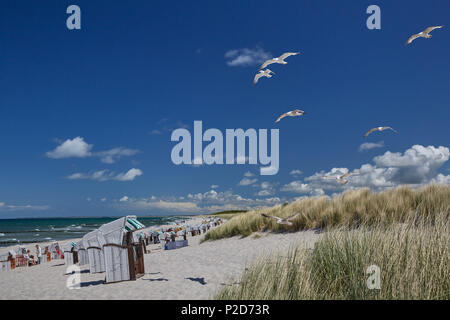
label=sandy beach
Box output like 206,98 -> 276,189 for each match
0,217 -> 320,300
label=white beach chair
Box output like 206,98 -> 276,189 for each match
0,252 -> 12,272
159,234 -> 166,250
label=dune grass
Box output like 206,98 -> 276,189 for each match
216,211 -> 449,300
204,184 -> 450,242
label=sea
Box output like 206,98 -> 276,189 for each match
0,216 -> 188,248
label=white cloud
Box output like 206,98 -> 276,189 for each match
359,141 -> 385,151
150,120 -> 189,135
46,137 -> 140,164
130,200 -> 199,212
115,168 -> 143,181
119,196 -> 129,202
432,174 -> 450,185
372,145 -> 449,185
281,181 -> 325,196
96,147 -> 140,164
100,198 -> 107,202
244,171 -> 255,177
289,169 -> 303,177
225,47 -> 271,67
0,203 -> 50,212
238,177 -> 258,186
256,181 -> 276,196
46,137 -> 92,159
281,145 -> 450,194
115,189 -> 283,214
67,168 -> 143,182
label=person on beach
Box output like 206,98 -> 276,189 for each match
24,250 -> 36,266
35,245 -> 42,264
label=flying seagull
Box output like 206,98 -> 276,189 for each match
323,172 -> 358,185
253,69 -> 275,85
275,109 -> 305,123
261,213 -> 300,226
259,52 -> 300,70
363,126 -> 398,138
406,26 -> 443,45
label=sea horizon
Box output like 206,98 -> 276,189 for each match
0,215 -> 193,248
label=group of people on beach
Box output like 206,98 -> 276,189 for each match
20,245 -> 44,266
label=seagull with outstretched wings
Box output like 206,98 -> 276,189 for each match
323,172 -> 359,185
275,109 -> 305,123
261,213 -> 300,226
259,52 -> 300,70
363,126 -> 398,138
253,69 -> 275,85
406,26 -> 443,45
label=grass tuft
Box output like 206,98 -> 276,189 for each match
216,211 -> 449,300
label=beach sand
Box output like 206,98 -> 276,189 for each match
0,218 -> 321,300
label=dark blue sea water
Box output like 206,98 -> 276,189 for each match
0,216 -> 186,247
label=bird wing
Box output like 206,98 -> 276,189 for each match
406,34 -> 421,45
275,112 -> 288,123
261,213 -> 280,220
383,126 -> 398,133
279,52 -> 300,60
259,59 -> 276,70
253,73 -> 264,85
340,172 -> 353,179
323,175 -> 337,180
286,213 -> 300,221
363,128 -> 378,138
424,26 -> 443,34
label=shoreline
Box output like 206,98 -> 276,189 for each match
0,218 -> 321,300
0,216 -> 202,254
0,215 -> 200,252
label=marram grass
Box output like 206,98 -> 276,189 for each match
204,184 -> 450,242
216,212 -> 450,300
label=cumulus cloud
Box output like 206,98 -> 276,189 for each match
371,145 -> 449,184
46,137 -> 92,159
281,181 -> 325,196
289,169 -> 303,177
114,189 -> 283,214
67,168 -> 143,182
130,200 -> 200,212
432,174 -> 450,185
238,177 -> 258,186
281,145 -> 450,195
256,181 -> 276,196
115,168 -> 143,181
46,137 -> 140,164
225,47 -> 271,67
359,141 -> 385,151
119,196 -> 129,202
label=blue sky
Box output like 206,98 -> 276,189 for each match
0,0 -> 449,218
